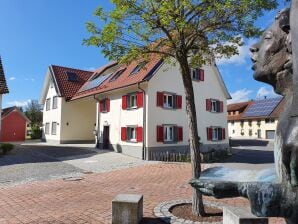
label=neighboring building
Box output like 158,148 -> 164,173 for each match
39,65 -> 97,144
228,97 -> 285,139
0,107 -> 30,142
0,57 -> 9,132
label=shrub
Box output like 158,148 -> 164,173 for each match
30,125 -> 42,139
1,143 -> 14,155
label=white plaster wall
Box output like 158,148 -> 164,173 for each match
42,82 -> 62,142
97,85 -> 145,147
60,97 -> 96,142
228,119 -> 278,139
147,63 -> 229,147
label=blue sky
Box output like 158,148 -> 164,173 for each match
0,0 -> 289,108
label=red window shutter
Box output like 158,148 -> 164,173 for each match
156,125 -> 164,142
222,128 -> 226,140
207,127 -> 213,141
156,92 -> 164,107
199,69 -> 204,81
122,95 -> 127,110
136,127 -> 143,142
137,92 -> 144,108
220,101 -> 224,113
178,127 -> 183,141
121,127 -> 127,141
206,99 -> 212,111
99,101 -> 103,112
106,98 -> 110,112
176,95 -> 182,109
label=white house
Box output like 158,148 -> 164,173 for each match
40,56 -> 231,160
0,57 -> 9,131
227,97 -> 284,139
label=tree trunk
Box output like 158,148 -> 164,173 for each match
178,55 -> 205,216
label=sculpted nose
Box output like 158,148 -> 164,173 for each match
250,46 -> 259,53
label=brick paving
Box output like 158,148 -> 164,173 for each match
0,163 -> 285,224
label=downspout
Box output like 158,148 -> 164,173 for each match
94,95 -> 101,148
138,82 -> 147,160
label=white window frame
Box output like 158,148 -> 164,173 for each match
52,96 -> 58,109
46,98 -> 51,111
127,126 -> 137,142
164,125 -> 175,142
128,94 -> 137,109
163,94 -> 174,109
45,123 -> 50,135
51,122 -> 57,135
211,99 -> 219,112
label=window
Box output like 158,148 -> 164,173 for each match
164,125 -> 175,142
163,94 -> 174,108
156,92 -> 182,109
248,121 -> 252,127
130,62 -> 146,75
265,118 -> 275,123
99,98 -> 110,112
109,68 -> 126,82
257,120 -> 261,127
240,121 -> 244,127
249,129 -> 253,136
51,122 -> 57,135
45,123 -> 50,135
206,99 -> 223,113
122,92 -> 143,110
191,68 -> 204,81
27,130 -> 32,136
46,98 -> 51,111
156,125 -> 183,142
207,127 -> 225,141
127,127 -> 137,141
128,94 -> 137,108
52,96 -> 58,109
231,121 -> 235,126
121,126 -> 143,142
232,130 -> 235,134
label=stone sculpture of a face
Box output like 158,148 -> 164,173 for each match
250,9 -> 291,95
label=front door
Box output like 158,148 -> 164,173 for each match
257,129 -> 261,138
103,126 -> 110,149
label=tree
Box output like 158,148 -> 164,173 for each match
25,100 -> 43,139
84,0 -> 278,216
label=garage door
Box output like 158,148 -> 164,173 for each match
266,130 -> 275,139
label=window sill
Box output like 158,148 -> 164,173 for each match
163,140 -> 178,144
126,107 -> 138,110
126,140 -> 137,143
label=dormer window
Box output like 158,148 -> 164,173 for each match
109,68 -> 126,82
130,62 -> 146,75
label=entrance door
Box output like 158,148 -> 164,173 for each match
257,129 -> 261,138
103,126 -> 110,149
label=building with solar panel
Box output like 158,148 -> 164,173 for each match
227,97 -> 285,140
39,56 -> 231,161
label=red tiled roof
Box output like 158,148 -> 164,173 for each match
51,65 -> 93,101
71,55 -> 162,100
2,106 -> 30,122
0,57 -> 9,94
227,101 -> 252,121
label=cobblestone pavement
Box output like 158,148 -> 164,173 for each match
0,163 -> 285,224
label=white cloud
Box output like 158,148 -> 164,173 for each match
7,99 -> 31,107
256,86 -> 279,99
9,77 -> 16,81
217,39 -> 257,66
228,89 -> 253,104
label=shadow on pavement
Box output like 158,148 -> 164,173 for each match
141,217 -> 165,224
223,148 -> 274,164
230,139 -> 270,147
0,144 -> 110,166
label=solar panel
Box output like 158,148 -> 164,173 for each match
66,71 -> 79,82
243,97 -> 282,117
79,73 -> 112,92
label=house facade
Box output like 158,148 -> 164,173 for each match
0,107 -> 30,142
39,65 -> 97,144
0,57 -> 9,132
228,97 -> 284,139
70,57 -> 231,159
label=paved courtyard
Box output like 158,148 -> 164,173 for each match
0,140 -> 285,223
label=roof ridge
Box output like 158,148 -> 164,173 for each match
51,64 -> 93,73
